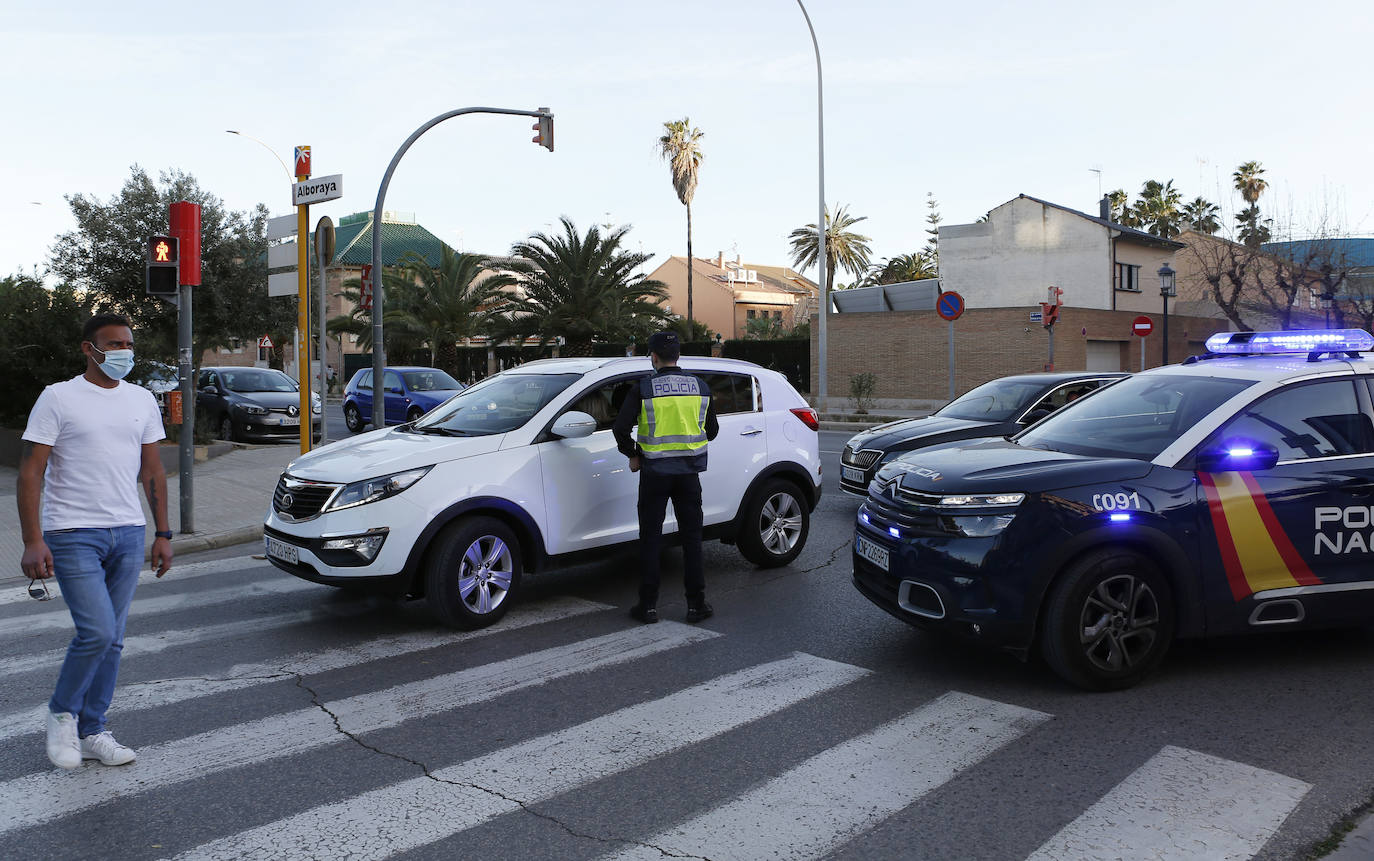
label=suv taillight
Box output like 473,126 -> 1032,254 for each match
790,407 -> 820,431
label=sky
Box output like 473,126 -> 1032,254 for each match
4,0 -> 1373,287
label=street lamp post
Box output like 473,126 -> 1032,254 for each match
1158,263 -> 1176,366
369,106 -> 553,429
796,0 -> 827,409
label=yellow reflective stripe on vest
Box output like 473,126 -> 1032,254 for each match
637,376 -> 709,458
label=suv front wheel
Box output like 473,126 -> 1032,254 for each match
737,478 -> 809,568
425,516 -> 522,629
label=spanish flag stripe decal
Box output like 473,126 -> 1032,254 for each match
1238,472 -> 1321,586
1199,473 -> 1255,601
1198,471 -> 1322,599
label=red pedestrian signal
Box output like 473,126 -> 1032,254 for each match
532,108 -> 553,152
146,235 -> 180,298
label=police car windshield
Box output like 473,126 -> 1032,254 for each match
411,372 -> 580,436
938,378 -> 1047,422
1015,374 -> 1255,459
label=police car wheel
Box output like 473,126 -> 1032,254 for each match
344,404 -> 365,433
425,516 -> 522,629
737,479 -> 809,568
1041,549 -> 1174,691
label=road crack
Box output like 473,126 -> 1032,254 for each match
288,671 -> 713,859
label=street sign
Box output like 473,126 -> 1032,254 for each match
1133,315 -> 1154,337
267,272 -> 298,297
292,174 -> 343,206
267,241 -> 297,269
1029,311 -> 1043,323
258,335 -> 274,349
294,145 -> 311,177
936,291 -> 965,321
267,214 -> 297,242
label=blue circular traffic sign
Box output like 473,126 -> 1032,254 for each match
936,291 -> 965,321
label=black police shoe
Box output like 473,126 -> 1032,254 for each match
629,604 -> 659,624
685,602 -> 714,624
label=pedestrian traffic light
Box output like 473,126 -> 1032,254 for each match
532,108 -> 553,152
146,235 -> 180,297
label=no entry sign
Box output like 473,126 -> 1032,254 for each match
1133,315 -> 1154,337
936,291 -> 965,321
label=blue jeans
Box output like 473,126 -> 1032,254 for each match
45,526 -> 144,736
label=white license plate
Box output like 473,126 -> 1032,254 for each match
842,466 -> 866,483
855,534 -> 889,571
278,416 -> 300,426
265,536 -> 299,565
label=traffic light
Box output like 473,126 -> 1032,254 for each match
146,235 -> 180,297
532,108 -> 553,152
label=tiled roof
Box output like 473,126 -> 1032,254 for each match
331,213 -> 451,267
1263,238 -> 1374,270
1015,194 -> 1187,250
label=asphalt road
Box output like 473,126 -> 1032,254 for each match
2,426 -> 1372,859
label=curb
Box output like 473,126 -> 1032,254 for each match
150,525 -> 264,562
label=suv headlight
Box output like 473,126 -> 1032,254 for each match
238,402 -> 268,416
937,493 -> 1024,537
325,466 -> 432,512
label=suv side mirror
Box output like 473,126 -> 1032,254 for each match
551,411 -> 597,439
202,385 -> 218,395
1196,441 -> 1280,473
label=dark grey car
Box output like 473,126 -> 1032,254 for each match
839,372 -> 1127,496
196,366 -> 321,443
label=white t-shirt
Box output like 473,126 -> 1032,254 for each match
22,375 -> 166,532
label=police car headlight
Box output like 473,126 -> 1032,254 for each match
947,514 -> 1017,537
325,466 -> 432,512
939,493 -> 1025,506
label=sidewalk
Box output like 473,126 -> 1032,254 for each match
1,444 -> 298,587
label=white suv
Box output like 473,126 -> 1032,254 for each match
263,356 -> 822,627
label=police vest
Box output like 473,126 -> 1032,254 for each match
637,372 -> 709,473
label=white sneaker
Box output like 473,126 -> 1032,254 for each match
80,731 -> 136,766
45,711 -> 81,770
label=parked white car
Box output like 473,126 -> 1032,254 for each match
263,356 -> 823,628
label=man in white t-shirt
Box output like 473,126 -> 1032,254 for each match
18,313 -> 174,770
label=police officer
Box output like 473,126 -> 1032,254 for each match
613,331 -> 719,624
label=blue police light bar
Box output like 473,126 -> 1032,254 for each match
888,526 -> 901,539
1109,512 -> 1131,522
1205,329 -> 1374,355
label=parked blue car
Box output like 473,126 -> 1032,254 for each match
342,366 -> 466,432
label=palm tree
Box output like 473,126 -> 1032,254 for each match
498,217 -> 669,356
857,252 -> 937,287
787,204 -> 873,292
1233,161 -> 1270,247
1106,189 -> 1132,225
657,118 -> 704,327
383,247 -> 513,367
1131,179 -> 1184,238
1233,160 -> 1268,204
1182,197 -> 1221,234
327,264 -> 423,358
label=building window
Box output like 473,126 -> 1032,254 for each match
1115,263 -> 1141,292
747,310 -> 756,320
772,310 -> 782,319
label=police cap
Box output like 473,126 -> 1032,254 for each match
647,330 -> 681,359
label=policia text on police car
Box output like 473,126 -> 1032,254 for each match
613,331 -> 720,625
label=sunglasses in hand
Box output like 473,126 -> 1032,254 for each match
27,579 -> 54,601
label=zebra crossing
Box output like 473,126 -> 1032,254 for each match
0,553 -> 1317,860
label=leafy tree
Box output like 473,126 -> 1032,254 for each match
923,192 -> 942,270
382,248 -> 513,367
1237,204 -> 1272,247
1182,197 -> 1221,234
498,218 -> 669,356
669,317 -> 714,343
48,165 -> 297,363
658,118 -> 704,326
787,204 -> 873,292
0,273 -> 93,425
744,316 -> 787,340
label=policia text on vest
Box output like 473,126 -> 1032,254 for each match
613,363 -> 720,622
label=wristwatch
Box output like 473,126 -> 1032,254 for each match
154,530 -> 174,540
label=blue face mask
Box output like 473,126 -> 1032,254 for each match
90,344 -> 135,381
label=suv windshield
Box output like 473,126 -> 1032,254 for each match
221,369 -> 297,393
413,372 -> 580,436
938,378 -> 1048,422
403,369 -> 462,391
1015,374 -> 1255,459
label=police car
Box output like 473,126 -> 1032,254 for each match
852,329 -> 1374,690
263,356 -> 822,628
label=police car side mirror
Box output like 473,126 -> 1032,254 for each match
551,411 -> 597,439
1195,442 -> 1280,473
